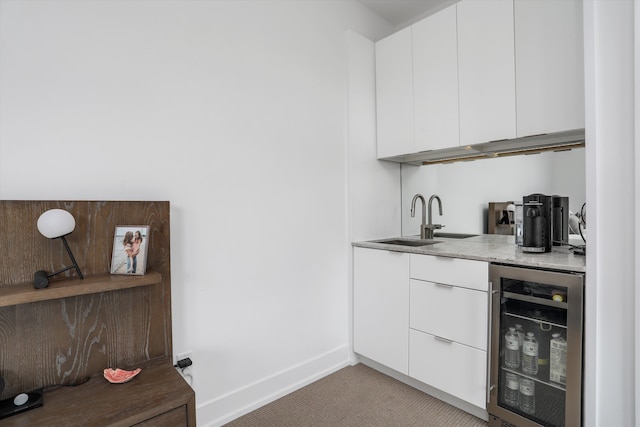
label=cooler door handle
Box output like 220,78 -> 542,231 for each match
487,284 -> 499,404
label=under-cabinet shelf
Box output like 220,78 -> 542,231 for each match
0,270 -> 162,308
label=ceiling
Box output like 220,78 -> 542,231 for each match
357,0 -> 454,27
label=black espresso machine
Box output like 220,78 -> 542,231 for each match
521,193 -> 569,253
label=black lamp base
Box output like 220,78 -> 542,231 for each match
33,236 -> 84,289
33,270 -> 49,289
0,389 -> 43,420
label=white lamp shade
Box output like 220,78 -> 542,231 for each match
37,209 -> 76,238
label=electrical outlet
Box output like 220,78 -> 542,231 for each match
175,350 -> 194,386
176,351 -> 192,365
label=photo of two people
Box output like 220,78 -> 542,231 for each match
110,226 -> 150,275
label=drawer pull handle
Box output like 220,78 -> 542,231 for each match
434,336 -> 454,344
435,282 -> 454,288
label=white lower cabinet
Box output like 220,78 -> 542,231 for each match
353,247 -> 409,375
409,255 -> 489,409
409,329 -> 487,409
353,248 -> 489,411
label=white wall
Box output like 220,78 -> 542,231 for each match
346,29 -> 401,369
636,4 -> 640,424
583,1 -> 638,425
401,148 -> 586,236
347,31 -> 401,243
0,1 -> 393,425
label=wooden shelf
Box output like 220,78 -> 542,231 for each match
0,270 -> 162,308
1,360 -> 195,427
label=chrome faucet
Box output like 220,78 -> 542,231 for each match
426,194 -> 444,239
410,194 -> 428,239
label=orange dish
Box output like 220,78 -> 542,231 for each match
103,368 -> 142,384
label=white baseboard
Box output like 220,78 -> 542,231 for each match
199,345 -> 351,427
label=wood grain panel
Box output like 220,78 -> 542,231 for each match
0,201 -> 172,400
134,406 -> 187,426
1,361 -> 195,427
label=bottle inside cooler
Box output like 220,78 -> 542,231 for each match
522,332 -> 539,375
504,327 -> 520,369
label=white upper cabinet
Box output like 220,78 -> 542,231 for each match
374,0 -> 585,161
457,0 -> 516,147
412,5 -> 459,151
514,0 -> 585,136
375,26 -> 414,158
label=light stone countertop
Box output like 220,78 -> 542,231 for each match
352,234 -> 586,273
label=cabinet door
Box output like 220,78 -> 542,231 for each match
375,26 -> 414,158
410,329 -> 487,409
457,0 -> 516,146
353,247 -> 409,374
412,4 -> 459,151
515,0 -> 584,136
410,279 -> 488,350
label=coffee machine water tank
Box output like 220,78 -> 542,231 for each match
552,196 -> 569,246
522,194 -> 552,253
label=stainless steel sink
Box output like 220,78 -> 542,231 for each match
433,232 -> 478,239
374,238 -> 441,247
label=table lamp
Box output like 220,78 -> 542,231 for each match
34,209 -> 84,289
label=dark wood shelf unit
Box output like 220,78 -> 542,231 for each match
0,200 -> 195,426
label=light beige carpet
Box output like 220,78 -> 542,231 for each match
224,364 -> 488,426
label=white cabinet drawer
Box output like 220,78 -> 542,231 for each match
409,329 -> 487,409
410,279 -> 487,350
410,254 -> 488,291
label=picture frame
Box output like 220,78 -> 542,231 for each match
110,225 -> 150,275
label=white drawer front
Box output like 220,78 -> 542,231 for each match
410,254 -> 488,291
409,329 -> 487,409
410,279 -> 487,350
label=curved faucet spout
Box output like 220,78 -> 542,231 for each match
411,194 -> 426,222
411,194 -> 427,239
428,195 -> 443,225
423,195 -> 444,239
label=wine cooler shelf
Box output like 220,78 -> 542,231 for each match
503,296 -> 567,327
501,278 -> 569,305
500,364 -> 566,392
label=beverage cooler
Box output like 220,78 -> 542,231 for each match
488,264 -> 584,427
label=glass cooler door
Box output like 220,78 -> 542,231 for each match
488,264 -> 584,427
